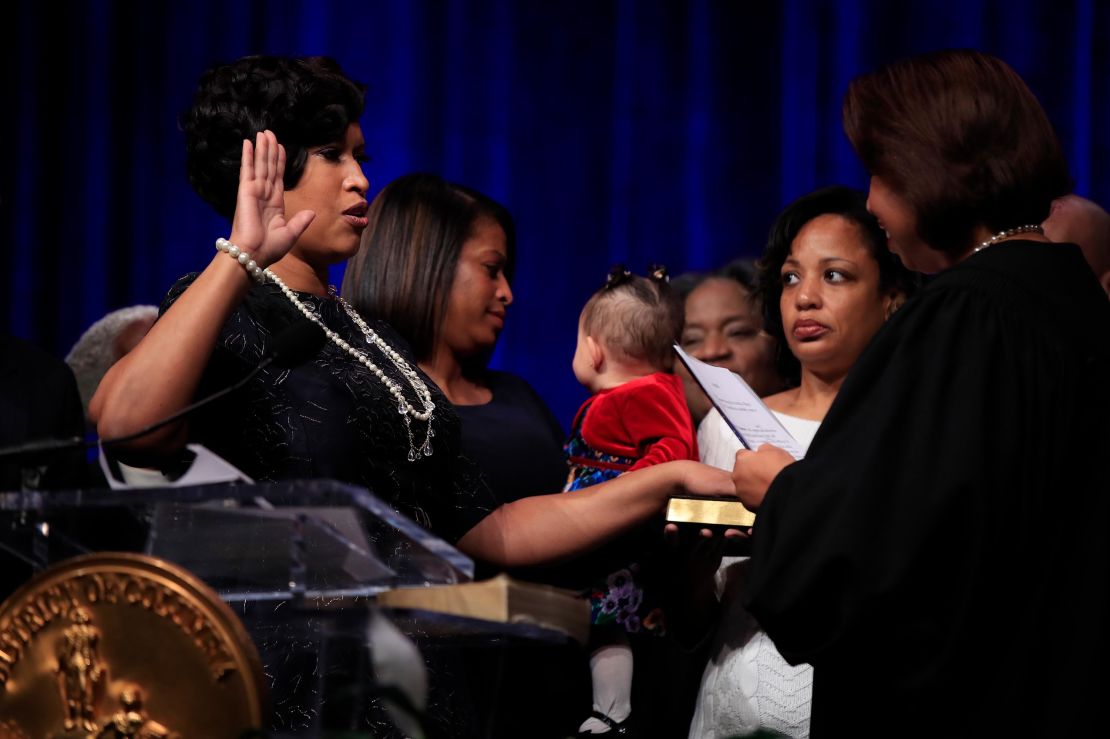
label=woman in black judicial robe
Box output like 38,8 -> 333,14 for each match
731,50 -> 1110,737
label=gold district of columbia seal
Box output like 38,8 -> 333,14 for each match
0,552 -> 266,738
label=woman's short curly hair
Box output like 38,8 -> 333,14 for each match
181,55 -> 366,219
757,186 -> 920,383
843,49 -> 1070,255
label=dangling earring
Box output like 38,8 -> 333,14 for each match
885,294 -> 905,320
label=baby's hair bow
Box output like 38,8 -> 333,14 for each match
604,264 -> 634,290
647,264 -> 669,283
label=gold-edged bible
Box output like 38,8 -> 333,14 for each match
375,574 -> 590,644
666,496 -> 756,529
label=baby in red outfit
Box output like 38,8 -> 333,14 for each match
565,266 -> 697,736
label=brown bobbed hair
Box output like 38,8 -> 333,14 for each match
843,49 -> 1071,255
340,173 -> 515,362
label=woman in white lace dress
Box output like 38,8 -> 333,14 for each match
688,186 -> 917,739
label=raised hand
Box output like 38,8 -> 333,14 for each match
228,130 -> 316,268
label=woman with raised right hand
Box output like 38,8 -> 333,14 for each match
91,54 -> 732,573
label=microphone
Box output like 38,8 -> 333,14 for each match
0,321 -> 327,460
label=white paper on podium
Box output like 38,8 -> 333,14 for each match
98,443 -> 254,489
674,344 -> 804,460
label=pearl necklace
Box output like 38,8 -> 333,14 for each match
266,271 -> 437,462
972,224 -> 1044,254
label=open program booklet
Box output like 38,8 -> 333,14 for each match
674,344 -> 804,459
668,345 -> 803,530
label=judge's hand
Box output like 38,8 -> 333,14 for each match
228,130 -> 316,267
732,443 -> 794,511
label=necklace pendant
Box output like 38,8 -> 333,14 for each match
270,278 -> 439,461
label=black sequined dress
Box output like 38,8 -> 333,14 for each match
162,274 -> 495,544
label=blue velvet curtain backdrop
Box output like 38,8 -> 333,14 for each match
3,0 -> 1107,425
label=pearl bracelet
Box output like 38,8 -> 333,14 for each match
215,238 -> 268,283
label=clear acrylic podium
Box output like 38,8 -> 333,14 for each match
0,479 -> 577,737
